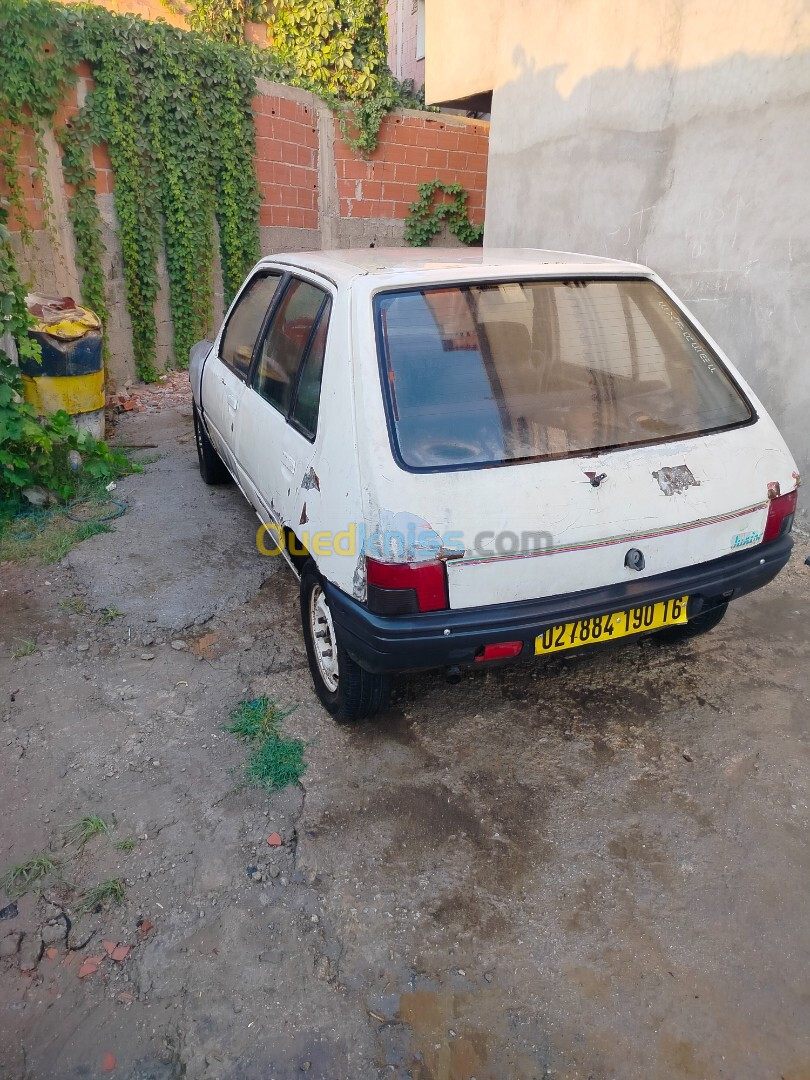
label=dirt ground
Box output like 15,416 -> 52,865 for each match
1,391 -> 809,1080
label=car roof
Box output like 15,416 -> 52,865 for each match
260,247 -> 653,287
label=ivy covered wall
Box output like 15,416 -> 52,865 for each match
1,1 -> 488,392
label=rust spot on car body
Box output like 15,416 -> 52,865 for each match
299,503 -> 308,525
301,466 -> 320,491
653,465 -> 700,496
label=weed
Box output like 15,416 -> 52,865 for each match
64,815 -> 109,849
116,837 -> 136,852
245,735 -> 306,791
100,607 -> 122,624
0,853 -> 58,896
225,696 -> 305,792
58,596 -> 86,615
0,515 -> 111,565
10,638 -> 37,659
78,878 -> 125,913
225,696 -> 295,742
0,470 -> 130,565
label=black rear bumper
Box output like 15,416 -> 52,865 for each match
325,536 -> 793,674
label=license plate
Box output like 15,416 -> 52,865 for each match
535,596 -> 689,655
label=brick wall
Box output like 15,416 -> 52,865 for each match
253,88 -> 320,236
6,78 -> 489,385
334,111 -> 487,224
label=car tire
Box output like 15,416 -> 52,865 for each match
193,405 -> 230,485
655,599 -> 729,642
300,562 -> 391,721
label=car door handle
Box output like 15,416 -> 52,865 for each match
227,393 -> 239,411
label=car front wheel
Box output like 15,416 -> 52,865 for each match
299,562 -> 390,721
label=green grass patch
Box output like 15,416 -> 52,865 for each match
0,852 -> 59,896
0,510 -> 111,565
78,878 -> 125,913
10,638 -> 37,659
225,696 -> 305,792
0,467 -> 135,566
58,596 -> 86,615
116,836 -> 136,852
64,815 -> 109,850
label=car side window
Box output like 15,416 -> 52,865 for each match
219,272 -> 282,380
290,299 -> 331,439
253,278 -> 327,417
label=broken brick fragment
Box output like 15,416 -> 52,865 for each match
78,955 -> 103,978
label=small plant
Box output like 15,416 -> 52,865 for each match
225,696 -> 306,791
64,815 -> 109,850
116,836 -> 136,852
225,696 -> 295,741
0,853 -> 58,896
58,596 -> 86,615
78,878 -> 125,913
245,733 -> 306,791
11,638 -> 37,659
404,180 -> 485,248
100,607 -> 122,624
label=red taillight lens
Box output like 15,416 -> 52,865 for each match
366,558 -> 448,614
474,641 -> 523,662
763,489 -> 798,543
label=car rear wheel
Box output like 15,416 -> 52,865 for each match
300,562 -> 390,721
655,599 -> 728,642
193,405 -> 230,485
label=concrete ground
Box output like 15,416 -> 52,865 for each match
1,396 -> 808,1080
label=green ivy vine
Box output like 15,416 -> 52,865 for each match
57,105 -> 109,348
180,0 -> 430,154
404,181 -> 485,247
77,8 -> 261,380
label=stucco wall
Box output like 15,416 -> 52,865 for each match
427,0 -> 810,494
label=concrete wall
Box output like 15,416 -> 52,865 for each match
426,0 -> 810,493
4,76 -> 488,390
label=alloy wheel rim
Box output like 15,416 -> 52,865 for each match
310,584 -> 339,693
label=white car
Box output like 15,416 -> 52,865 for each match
190,248 -> 799,720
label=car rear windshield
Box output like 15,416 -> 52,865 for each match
374,278 -> 753,471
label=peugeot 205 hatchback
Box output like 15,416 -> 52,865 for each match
190,248 -> 799,720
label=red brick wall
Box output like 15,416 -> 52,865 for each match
2,63 -> 115,234
253,92 -> 320,232
5,81 -> 489,239
4,78 -> 489,380
0,121 -> 45,232
334,112 -> 488,224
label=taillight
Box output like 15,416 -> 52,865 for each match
763,488 -> 798,543
366,558 -> 448,614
